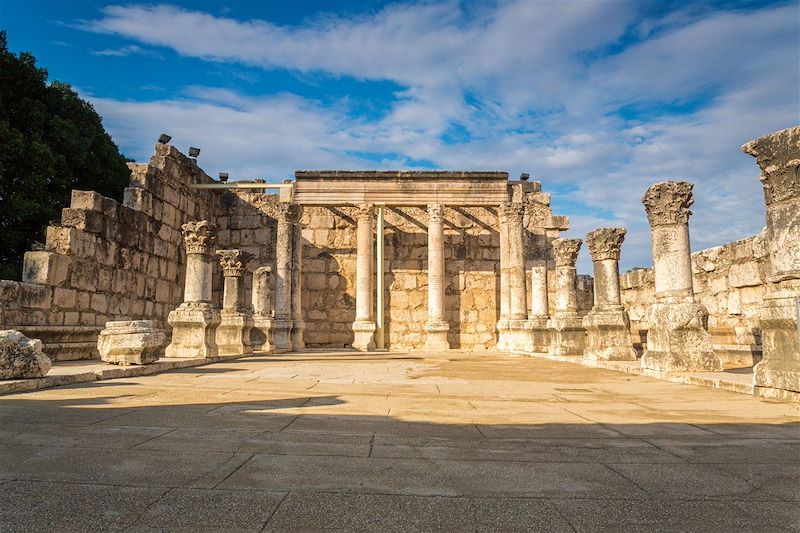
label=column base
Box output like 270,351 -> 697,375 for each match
251,315 -> 274,352
273,319 -> 293,353
752,294 -> 799,393
217,311 -> 254,356
582,306 -> 636,361
524,316 -> 550,354
547,313 -> 585,356
424,321 -> 450,351
641,301 -> 722,372
291,320 -> 306,351
164,303 -> 220,359
352,321 -> 377,351
496,319 -> 529,352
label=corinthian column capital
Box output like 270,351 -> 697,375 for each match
552,238 -> 582,268
355,204 -> 375,223
217,249 -> 252,277
742,126 -> 800,205
642,181 -> 694,226
586,227 -> 626,262
427,204 -> 445,223
182,220 -> 217,255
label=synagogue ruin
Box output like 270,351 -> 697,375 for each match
0,126 -> 798,401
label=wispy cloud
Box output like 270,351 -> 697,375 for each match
81,1 -> 799,272
92,43 -> 162,58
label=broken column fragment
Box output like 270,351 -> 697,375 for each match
547,238 -> 585,356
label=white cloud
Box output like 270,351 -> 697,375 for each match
83,1 -> 799,273
92,43 -> 161,57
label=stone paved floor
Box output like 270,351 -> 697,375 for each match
0,351 -> 798,532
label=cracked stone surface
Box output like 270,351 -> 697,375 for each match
0,351 -> 798,531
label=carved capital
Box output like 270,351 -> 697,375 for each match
642,181 -> 694,226
499,202 -> 525,226
217,249 -> 252,277
427,204 -> 445,223
253,265 -> 272,277
275,202 -> 301,224
586,227 -> 626,262
355,204 -> 375,224
182,220 -> 217,255
552,238 -> 582,267
742,126 -> 800,205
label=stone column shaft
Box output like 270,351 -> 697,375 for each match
273,203 -> 296,352
424,204 -> 449,350
352,204 -> 376,351
251,266 -> 273,352
507,204 -> 527,320
640,181 -> 721,371
525,260 -> 550,353
165,220 -> 220,359
742,126 -> 800,398
583,227 -> 635,361
547,238 -> 585,356
216,249 -> 254,355
290,211 -> 305,350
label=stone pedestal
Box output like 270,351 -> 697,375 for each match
251,266 -> 273,352
640,182 -> 721,372
548,239 -> 585,356
97,320 -> 165,365
166,221 -> 220,359
583,228 -> 636,361
216,250 -> 254,356
524,316 -> 550,354
352,204 -> 376,351
165,302 -> 220,359
742,127 -> 800,395
425,204 -> 450,350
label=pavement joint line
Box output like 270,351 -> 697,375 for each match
368,434 -> 375,457
259,491 -> 290,532
598,463 -> 651,495
549,498 -> 580,533
123,485 -> 174,529
474,424 -> 487,439
87,409 -> 135,425
128,427 -> 178,450
210,453 -> 255,490
639,438 -> 692,463
277,415 -> 299,432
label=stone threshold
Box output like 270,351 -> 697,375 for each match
0,353 -> 252,396
513,350 -> 800,403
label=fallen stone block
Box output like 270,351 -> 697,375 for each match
0,330 -> 52,379
97,320 -> 166,365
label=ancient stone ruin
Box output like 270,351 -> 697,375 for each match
0,126 -> 797,400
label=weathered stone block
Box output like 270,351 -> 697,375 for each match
22,252 -> 71,286
97,320 -> 166,365
70,190 -> 104,212
19,284 -> 52,309
0,330 -> 51,379
728,262 -> 763,288
53,287 -> 77,308
61,208 -> 105,234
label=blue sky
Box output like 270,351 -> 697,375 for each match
3,0 -> 798,272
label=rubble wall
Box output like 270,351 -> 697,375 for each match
0,145 -> 216,360
620,231 -> 769,364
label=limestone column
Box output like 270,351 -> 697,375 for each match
290,206 -> 305,350
273,203 -> 296,352
497,202 -> 529,351
742,126 -> 800,397
582,228 -> 636,360
495,204 -> 512,350
352,204 -> 376,351
640,181 -> 722,371
215,250 -> 254,355
424,204 -> 450,350
165,220 -> 220,358
251,266 -> 273,352
547,238 -> 585,356
525,259 -> 550,353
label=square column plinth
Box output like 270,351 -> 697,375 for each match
216,312 -> 254,356
164,303 -> 220,359
640,301 -> 722,372
524,316 -> 550,354
547,314 -> 585,356
352,321 -> 377,351
251,316 -> 273,352
583,307 -> 636,361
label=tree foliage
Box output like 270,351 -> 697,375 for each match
0,31 -> 131,279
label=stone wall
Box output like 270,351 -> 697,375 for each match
620,230 -> 769,364
0,145 -> 216,360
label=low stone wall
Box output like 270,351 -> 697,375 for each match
620,231 -> 769,365
0,145 -> 216,360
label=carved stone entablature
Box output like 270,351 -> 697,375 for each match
217,249 -> 253,277
552,238 -> 582,267
586,227 -> 626,262
355,204 -> 375,223
499,202 -> 525,225
427,204 -> 445,223
182,220 -> 217,255
741,126 -> 800,205
642,181 -> 694,227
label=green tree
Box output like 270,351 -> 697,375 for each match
0,31 -> 130,280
